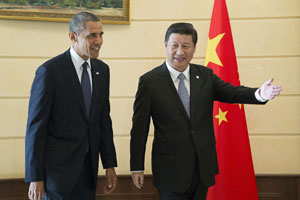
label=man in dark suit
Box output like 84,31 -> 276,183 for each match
130,23 -> 282,200
25,12 -> 117,200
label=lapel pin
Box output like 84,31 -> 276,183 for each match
196,75 -> 199,79
96,72 -> 100,75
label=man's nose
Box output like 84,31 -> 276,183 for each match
95,35 -> 102,44
176,46 -> 184,55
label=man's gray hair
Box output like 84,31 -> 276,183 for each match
69,12 -> 100,34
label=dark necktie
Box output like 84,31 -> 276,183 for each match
81,62 -> 91,117
178,73 -> 190,118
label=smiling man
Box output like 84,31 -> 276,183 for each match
130,22 -> 282,200
25,12 -> 117,200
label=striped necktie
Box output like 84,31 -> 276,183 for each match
177,73 -> 190,118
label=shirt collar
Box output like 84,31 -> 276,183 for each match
165,60 -> 190,82
70,46 -> 91,70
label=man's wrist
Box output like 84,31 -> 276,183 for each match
255,88 -> 267,102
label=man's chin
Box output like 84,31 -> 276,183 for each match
90,53 -> 99,59
172,64 -> 188,72
173,61 -> 187,67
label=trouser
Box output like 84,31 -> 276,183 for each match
157,158 -> 208,200
43,152 -> 95,200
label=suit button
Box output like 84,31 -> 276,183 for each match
191,130 -> 195,134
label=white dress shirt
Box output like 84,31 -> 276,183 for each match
165,60 -> 190,96
70,46 -> 93,92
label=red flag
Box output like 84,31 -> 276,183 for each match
205,0 -> 259,199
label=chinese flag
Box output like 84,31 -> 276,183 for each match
205,0 -> 259,199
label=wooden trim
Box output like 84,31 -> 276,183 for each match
256,174 -> 300,177
0,178 -> 29,200
256,176 -> 299,200
0,175 -> 299,200
297,177 -> 300,200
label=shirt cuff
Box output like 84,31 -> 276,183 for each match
255,88 -> 267,102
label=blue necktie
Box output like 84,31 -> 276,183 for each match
81,62 -> 91,117
178,73 -> 190,118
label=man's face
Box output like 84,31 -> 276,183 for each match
164,33 -> 196,72
70,21 -> 103,60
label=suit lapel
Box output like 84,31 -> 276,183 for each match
62,50 -> 89,121
190,64 -> 204,120
158,63 -> 190,123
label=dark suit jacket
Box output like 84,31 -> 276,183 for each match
130,62 -> 264,192
25,49 -> 117,193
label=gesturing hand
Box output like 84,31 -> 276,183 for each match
28,181 -> 45,200
259,78 -> 282,100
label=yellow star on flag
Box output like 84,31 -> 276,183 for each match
215,108 -> 228,125
205,33 -> 225,67
238,104 -> 242,109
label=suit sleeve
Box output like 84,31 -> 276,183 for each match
211,71 -> 265,104
25,65 -> 54,183
130,76 -> 151,171
99,66 -> 117,169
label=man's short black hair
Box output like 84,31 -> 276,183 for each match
165,22 -> 198,46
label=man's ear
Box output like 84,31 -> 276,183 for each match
69,32 -> 77,42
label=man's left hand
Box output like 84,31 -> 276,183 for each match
259,78 -> 282,100
104,167 -> 117,194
